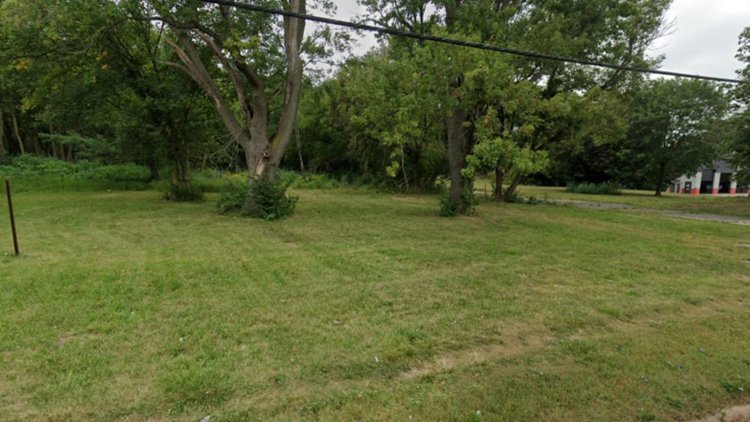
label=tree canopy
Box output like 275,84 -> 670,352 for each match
0,0 -> 742,217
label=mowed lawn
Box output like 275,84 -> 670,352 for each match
518,185 -> 750,218
0,189 -> 749,421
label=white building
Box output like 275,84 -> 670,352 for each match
668,161 -> 745,195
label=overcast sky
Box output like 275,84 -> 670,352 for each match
326,0 -> 750,80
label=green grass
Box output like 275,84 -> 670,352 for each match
474,179 -> 750,218
1,189 -> 749,420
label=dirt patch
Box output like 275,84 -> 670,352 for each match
554,199 -> 750,226
692,404 -> 750,422
553,199 -> 635,210
664,212 -> 750,226
739,244 -> 750,249
401,328 -> 554,381
400,303 -> 734,382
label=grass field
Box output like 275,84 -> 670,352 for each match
515,186 -> 750,218
1,188 -> 749,421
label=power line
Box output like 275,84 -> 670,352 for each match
202,0 -> 747,85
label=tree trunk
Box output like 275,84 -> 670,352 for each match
0,110 -> 7,162
10,110 -> 24,155
171,160 -> 190,191
654,161 -> 667,197
446,107 -> 467,207
295,125 -> 305,173
166,0 -> 306,184
266,0 -> 307,180
147,158 -> 160,181
504,174 -> 523,201
494,167 -> 505,201
32,136 -> 41,155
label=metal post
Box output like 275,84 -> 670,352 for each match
5,180 -> 19,256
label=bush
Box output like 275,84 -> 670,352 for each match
436,176 -> 477,217
216,178 -> 297,220
565,181 -> 622,195
244,178 -> 298,220
216,180 -> 248,215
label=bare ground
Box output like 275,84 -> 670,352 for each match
692,404 -> 750,422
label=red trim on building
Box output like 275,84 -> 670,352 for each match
711,188 -> 719,195
730,188 -> 737,195
691,188 -> 700,195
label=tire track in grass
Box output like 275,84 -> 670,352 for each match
398,298 -> 747,381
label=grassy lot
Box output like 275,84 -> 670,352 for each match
480,182 -> 750,218
0,189 -> 749,421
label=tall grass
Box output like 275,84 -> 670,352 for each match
0,155 -> 151,192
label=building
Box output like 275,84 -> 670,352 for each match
668,160 -> 745,195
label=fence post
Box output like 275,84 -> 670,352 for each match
5,180 -> 19,256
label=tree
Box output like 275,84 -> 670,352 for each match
360,0 -> 672,213
730,27 -> 750,190
148,0 -> 316,182
0,0 -> 221,195
623,79 -> 727,196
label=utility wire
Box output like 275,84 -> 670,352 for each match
202,0 -> 747,85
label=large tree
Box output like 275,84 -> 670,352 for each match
623,78 -> 727,196
0,0 -> 220,192
730,27 -> 750,190
148,0 -> 316,182
360,0 -> 672,211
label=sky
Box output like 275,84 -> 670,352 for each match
326,0 -> 750,80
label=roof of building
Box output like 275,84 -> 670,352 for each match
699,160 -> 735,173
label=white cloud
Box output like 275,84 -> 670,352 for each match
649,0 -> 750,79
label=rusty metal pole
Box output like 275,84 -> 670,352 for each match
5,180 -> 19,256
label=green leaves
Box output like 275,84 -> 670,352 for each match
464,134 -> 549,181
621,78 -> 727,191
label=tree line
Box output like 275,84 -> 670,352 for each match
0,0 -> 748,217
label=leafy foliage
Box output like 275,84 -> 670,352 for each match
730,27 -> 750,188
244,178 -> 298,220
0,155 -> 151,191
620,79 -> 727,195
216,180 -> 249,215
566,182 -> 622,195
436,176 -> 476,217
216,178 -> 298,220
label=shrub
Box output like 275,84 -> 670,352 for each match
565,181 -> 622,195
436,176 -> 477,217
216,180 -> 248,215
216,178 -> 297,220
244,177 -> 298,220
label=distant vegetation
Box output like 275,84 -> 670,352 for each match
565,182 -> 623,196
0,155 -> 151,192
